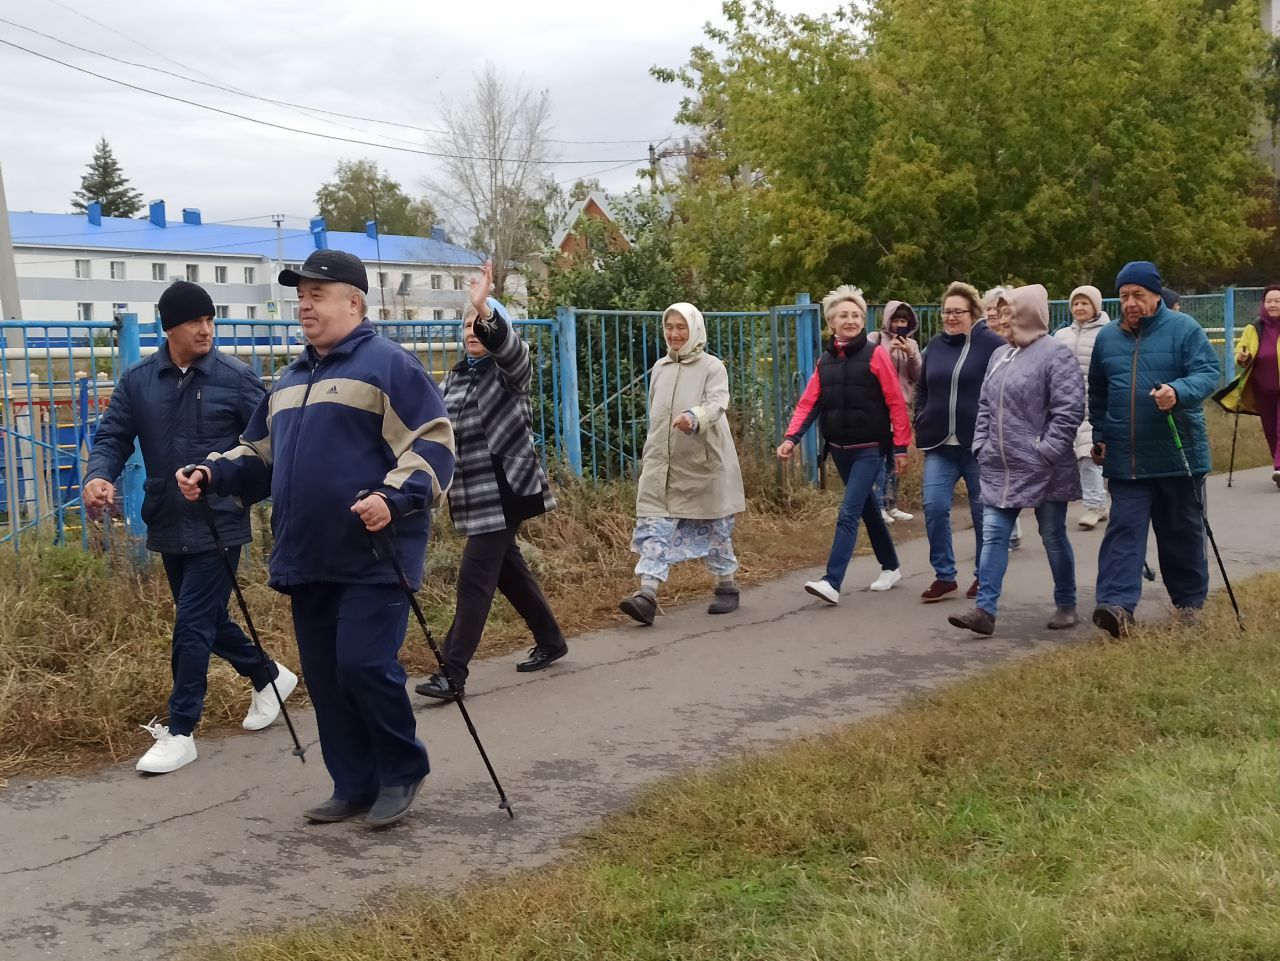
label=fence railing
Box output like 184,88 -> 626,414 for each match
0,287 -> 1262,552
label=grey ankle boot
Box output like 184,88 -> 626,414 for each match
707,583 -> 739,615
619,588 -> 658,626
1047,606 -> 1078,630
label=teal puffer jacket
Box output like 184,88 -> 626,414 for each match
1087,304 -> 1220,479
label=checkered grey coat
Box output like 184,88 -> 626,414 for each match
441,301 -> 556,536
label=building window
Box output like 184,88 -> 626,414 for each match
244,266 -> 255,285
432,309 -> 444,321
152,263 -> 166,281
109,260 -> 126,280
75,259 -> 91,279
453,275 -> 465,291
378,308 -> 391,320
376,271 -> 387,288
215,305 -> 229,319
77,302 -> 93,321
290,304 -> 300,320
186,264 -> 200,282
453,309 -> 463,320
430,274 -> 442,290
215,266 -> 228,284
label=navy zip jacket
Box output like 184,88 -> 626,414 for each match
204,321 -> 456,591
85,343 -> 266,554
1087,303 -> 1220,479
914,324 -> 1006,450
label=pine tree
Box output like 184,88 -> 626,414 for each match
71,138 -> 145,218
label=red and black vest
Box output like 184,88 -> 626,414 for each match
817,333 -> 891,448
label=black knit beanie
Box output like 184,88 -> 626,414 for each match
158,281 -> 215,331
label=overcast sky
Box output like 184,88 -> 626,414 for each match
0,0 -> 836,236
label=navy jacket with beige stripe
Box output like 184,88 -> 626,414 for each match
204,320 -> 456,591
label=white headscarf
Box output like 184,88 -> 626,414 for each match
663,302 -> 707,361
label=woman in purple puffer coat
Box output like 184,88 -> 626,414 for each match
948,283 -> 1085,637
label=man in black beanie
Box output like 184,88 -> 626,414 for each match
84,280 -> 296,774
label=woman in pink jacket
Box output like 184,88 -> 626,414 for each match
868,300 -> 921,524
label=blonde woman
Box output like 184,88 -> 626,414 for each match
619,303 -> 746,625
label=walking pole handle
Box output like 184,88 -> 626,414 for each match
1166,414 -> 1184,451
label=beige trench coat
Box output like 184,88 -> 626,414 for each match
635,304 -> 746,520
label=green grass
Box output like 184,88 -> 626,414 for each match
184,578 -> 1280,961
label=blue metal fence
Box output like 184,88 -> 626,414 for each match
0,288 -> 1262,553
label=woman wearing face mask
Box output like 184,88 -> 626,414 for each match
949,284 -> 1085,636
1218,284 -> 1280,488
619,303 -> 747,625
778,285 -> 912,604
1054,285 -> 1112,527
868,300 -> 921,524
915,282 -> 1006,603
415,262 -> 568,703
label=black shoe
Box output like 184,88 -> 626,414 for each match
414,672 -> 463,701
707,584 -> 739,615
303,796 -> 374,823
365,777 -> 425,828
1091,605 -> 1134,639
619,589 -> 657,625
516,644 -> 568,673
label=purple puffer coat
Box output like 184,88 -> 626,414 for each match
972,284 -> 1085,510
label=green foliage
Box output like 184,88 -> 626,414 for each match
315,159 -> 438,236
658,0 -> 1269,301
70,137 -> 144,218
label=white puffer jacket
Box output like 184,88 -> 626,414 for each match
1053,312 -> 1110,458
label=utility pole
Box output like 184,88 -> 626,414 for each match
0,157 -> 28,533
271,214 -> 285,326
648,143 -> 658,194
0,157 -> 23,322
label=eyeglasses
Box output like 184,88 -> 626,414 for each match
940,308 -> 970,318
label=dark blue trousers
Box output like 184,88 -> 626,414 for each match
289,582 -> 429,802
1095,476 -> 1209,614
162,548 -> 276,737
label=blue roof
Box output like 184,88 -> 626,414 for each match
8,210 -> 486,267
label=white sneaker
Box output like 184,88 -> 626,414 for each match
1273,470 -> 1280,489
888,508 -> 914,521
869,568 -> 903,592
880,509 -> 895,526
804,579 -> 840,604
135,719 -> 197,774
1077,509 -> 1101,530
242,665 -> 299,731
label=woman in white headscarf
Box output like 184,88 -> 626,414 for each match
619,303 -> 747,625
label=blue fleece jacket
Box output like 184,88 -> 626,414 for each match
1087,304 -> 1220,479
914,324 -> 1007,449
205,321 -> 456,591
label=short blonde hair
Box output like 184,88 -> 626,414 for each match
942,281 -> 983,320
822,284 -> 868,322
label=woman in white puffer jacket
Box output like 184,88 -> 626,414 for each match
1053,284 -> 1111,530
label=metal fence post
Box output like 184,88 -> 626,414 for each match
791,293 -> 822,485
117,313 -> 147,557
1223,286 -> 1236,382
556,306 -> 583,477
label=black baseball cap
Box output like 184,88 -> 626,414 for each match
279,249 -> 369,293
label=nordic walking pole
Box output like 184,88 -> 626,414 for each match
1163,418 -> 1245,631
1227,407 -> 1240,487
181,466 -> 307,762
356,492 -> 514,819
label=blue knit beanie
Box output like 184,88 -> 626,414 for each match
1115,261 -> 1163,296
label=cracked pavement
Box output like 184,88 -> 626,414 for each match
2,468 -> 1276,960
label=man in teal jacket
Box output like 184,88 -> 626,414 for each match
1087,261 -> 1221,637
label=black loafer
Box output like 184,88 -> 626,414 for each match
366,777 -> 424,828
415,672 -> 463,701
516,644 -> 568,673
303,796 -> 375,823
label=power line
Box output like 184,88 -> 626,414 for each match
0,37 -> 652,166
4,14 -> 672,147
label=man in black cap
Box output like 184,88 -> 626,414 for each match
85,280 -> 295,774
178,250 -> 456,828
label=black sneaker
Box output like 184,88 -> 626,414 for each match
516,644 -> 568,673
303,796 -> 375,823
619,589 -> 657,625
1091,605 -> 1134,639
414,672 -> 463,701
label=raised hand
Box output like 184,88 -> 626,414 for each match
469,260 -> 494,320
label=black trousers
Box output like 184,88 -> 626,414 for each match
442,523 -> 565,684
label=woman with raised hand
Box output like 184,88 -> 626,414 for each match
949,284 -> 1085,636
778,285 -> 912,605
619,303 -> 746,625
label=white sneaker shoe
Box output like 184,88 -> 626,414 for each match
869,568 -> 903,591
1273,470 -> 1280,489
242,665 -> 298,731
135,719 -> 197,774
888,508 -> 914,521
1077,509 -> 1101,530
880,509 -> 895,526
804,579 -> 840,605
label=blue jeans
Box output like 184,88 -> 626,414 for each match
824,447 -> 899,590
922,447 -> 984,583
1096,477 -> 1208,613
874,453 -> 898,511
976,503 -> 1076,617
162,548 -> 277,737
